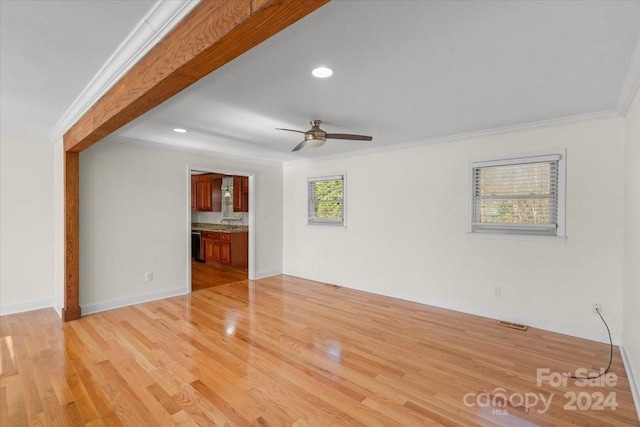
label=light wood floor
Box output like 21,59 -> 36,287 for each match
191,260 -> 247,291
1,275 -> 638,426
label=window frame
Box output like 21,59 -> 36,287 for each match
467,149 -> 566,241
307,174 -> 346,227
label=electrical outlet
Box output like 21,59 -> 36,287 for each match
494,286 -> 501,297
145,272 -> 153,282
592,303 -> 601,314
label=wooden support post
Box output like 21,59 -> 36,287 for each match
63,151 -> 81,321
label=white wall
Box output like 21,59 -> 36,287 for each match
283,118 -> 625,343
623,85 -> 640,408
0,139 -> 55,314
78,139 -> 283,313
53,139 -> 64,315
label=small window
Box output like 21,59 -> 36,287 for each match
470,151 -> 565,238
308,175 -> 345,226
222,177 -> 233,218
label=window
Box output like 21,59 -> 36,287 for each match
470,151 -> 565,238
222,177 -> 233,218
308,175 -> 345,226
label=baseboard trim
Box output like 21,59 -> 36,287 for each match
81,287 -> 189,316
255,269 -> 283,280
0,298 -> 54,316
283,269 -> 621,345
620,338 -> 640,422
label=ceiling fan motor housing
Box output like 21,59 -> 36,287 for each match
305,129 -> 327,142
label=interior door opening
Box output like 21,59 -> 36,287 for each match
188,167 -> 254,292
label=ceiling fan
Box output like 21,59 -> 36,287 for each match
277,120 -> 373,152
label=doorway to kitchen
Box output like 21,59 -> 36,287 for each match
188,166 -> 255,292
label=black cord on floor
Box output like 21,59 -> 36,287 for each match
566,307 -> 613,380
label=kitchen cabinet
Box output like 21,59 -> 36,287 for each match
191,179 -> 197,210
219,241 -> 231,264
211,177 -> 222,212
203,237 -> 216,261
198,177 -> 212,211
232,176 -> 249,212
201,230 -> 248,268
191,174 -> 222,212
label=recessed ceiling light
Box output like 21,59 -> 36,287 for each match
312,66 -> 333,78
173,128 -> 188,133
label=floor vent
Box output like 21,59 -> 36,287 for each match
325,284 -> 341,289
498,320 -> 528,331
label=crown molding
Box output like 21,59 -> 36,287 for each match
106,135 -> 285,166
48,0 -> 200,144
617,30 -> 640,117
106,109 -> 619,166
284,110 -> 621,165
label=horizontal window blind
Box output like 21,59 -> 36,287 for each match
308,176 -> 344,225
472,159 -> 559,236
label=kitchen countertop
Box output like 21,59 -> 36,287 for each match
192,223 -> 248,233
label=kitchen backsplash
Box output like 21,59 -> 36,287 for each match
191,210 -> 248,225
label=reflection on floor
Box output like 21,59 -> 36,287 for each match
191,260 -> 248,291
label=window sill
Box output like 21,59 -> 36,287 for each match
466,232 -> 566,242
307,223 -> 346,228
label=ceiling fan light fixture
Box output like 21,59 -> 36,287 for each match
311,66 -> 333,78
307,137 -> 326,147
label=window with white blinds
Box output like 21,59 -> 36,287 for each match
470,152 -> 565,237
308,175 -> 345,226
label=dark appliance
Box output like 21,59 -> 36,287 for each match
191,230 -> 205,262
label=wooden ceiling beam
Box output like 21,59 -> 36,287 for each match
63,0 -> 329,152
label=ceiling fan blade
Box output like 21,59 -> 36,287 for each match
276,128 -> 306,134
291,140 -> 307,152
326,133 -> 373,141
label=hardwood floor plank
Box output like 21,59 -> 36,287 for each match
1,337 -> 18,378
0,385 -> 9,427
4,375 -> 28,426
94,359 -> 163,426
1,275 -> 638,426
66,369 -> 101,424
27,411 -> 46,427
147,383 -> 182,416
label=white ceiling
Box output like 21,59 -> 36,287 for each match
3,1 -> 640,162
0,0 -> 155,144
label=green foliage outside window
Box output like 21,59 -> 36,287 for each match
310,179 -> 343,221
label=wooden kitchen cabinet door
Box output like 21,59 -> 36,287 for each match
198,178 -> 212,211
219,242 -> 231,264
211,177 -> 222,212
191,177 -> 197,211
233,176 -> 243,212
203,238 -> 215,262
233,176 -> 249,212
212,241 -> 221,261
242,176 -> 249,212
